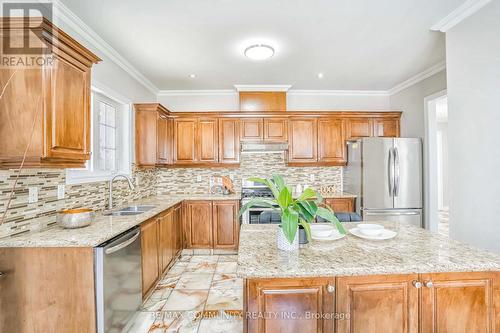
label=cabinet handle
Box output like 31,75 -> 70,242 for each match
424,281 -> 433,288
412,280 -> 422,289
327,284 -> 335,293
0,272 -> 5,279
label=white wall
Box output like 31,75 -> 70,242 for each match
446,0 -> 500,254
389,71 -> 447,138
157,91 -> 391,111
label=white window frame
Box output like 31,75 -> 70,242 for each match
66,81 -> 132,185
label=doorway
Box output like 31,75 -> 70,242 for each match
424,90 -> 449,235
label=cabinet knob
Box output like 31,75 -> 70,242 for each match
327,284 -> 335,293
412,280 -> 422,289
424,280 -> 433,288
0,272 -> 5,279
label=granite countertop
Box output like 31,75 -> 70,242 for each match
0,194 -> 240,248
236,223 -> 500,278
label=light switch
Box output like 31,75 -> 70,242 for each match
229,173 -> 235,181
57,184 -> 65,199
310,174 -> 315,182
197,175 -> 202,182
28,187 -> 38,203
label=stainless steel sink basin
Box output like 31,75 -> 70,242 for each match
118,205 -> 156,212
103,211 -> 145,216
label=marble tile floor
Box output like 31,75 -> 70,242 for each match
126,254 -> 243,333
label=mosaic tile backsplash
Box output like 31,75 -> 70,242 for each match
0,152 -> 341,238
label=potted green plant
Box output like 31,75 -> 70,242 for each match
238,175 -> 346,251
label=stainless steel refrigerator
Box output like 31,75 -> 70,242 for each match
344,138 -> 423,227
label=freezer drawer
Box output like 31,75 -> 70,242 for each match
362,209 -> 422,228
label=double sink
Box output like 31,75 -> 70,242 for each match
103,205 -> 156,217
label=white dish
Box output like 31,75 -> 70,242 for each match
312,230 -> 346,241
310,225 -> 334,238
357,223 -> 385,236
349,227 -> 397,240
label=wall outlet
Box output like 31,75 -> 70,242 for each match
57,184 -> 65,200
229,173 -> 235,181
28,187 -> 38,203
197,175 -> 202,182
135,175 -> 140,186
310,174 -> 315,182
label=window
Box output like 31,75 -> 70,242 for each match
66,87 -> 131,184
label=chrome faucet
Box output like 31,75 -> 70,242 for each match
108,174 -> 135,211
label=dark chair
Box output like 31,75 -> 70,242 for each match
317,212 -> 362,223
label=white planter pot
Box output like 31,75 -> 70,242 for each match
276,227 -> 299,252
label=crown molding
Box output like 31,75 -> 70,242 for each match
234,84 -> 292,92
431,0 -> 492,32
45,0 -> 159,94
288,90 -> 390,96
157,90 -> 236,96
388,61 -> 446,95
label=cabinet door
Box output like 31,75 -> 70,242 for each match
246,278 -> 335,333
184,201 -> 213,248
318,118 -> 346,165
174,118 -> 197,164
264,117 -> 288,142
198,118 -> 218,163
288,118 -> 318,164
346,118 -> 373,139
336,274 -> 419,333
240,118 -> 264,141
45,57 -> 91,161
173,205 -> 183,256
158,210 -> 174,274
135,109 -> 158,167
213,201 -> 239,249
218,118 -> 240,164
374,119 -> 400,137
325,198 -> 355,212
156,114 -> 171,165
141,218 -> 159,297
421,271 -> 500,333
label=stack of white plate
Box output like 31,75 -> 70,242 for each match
310,224 -> 346,241
349,224 -> 397,240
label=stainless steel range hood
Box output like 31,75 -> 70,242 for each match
241,142 -> 288,152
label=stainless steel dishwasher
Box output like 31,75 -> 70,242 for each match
95,226 -> 142,333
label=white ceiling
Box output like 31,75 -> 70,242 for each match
60,0 -> 464,91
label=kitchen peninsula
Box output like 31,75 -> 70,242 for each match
237,223 -> 500,332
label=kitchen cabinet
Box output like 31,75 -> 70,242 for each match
374,118 -> 400,137
240,118 -> 264,141
287,117 -> 318,164
135,103 -> 171,167
317,118 -> 346,165
420,271 -> 500,333
198,118 -> 218,163
245,278 -> 335,333
158,210 -> 174,274
184,201 -> 213,249
239,91 -> 286,112
346,118 -> 374,139
173,204 -> 183,256
213,200 -> 240,249
336,274 -> 419,333
325,198 -> 355,213
140,217 -> 160,297
218,118 -> 240,164
264,117 -> 288,142
0,17 -> 101,169
173,118 -> 198,164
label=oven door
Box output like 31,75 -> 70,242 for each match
243,206 -> 281,224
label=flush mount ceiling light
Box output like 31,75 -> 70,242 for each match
317,72 -> 324,79
188,74 -> 197,78
244,44 -> 275,60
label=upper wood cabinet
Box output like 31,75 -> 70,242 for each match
183,201 -> 213,249
198,118 -> 218,163
135,104 -> 171,167
212,200 -> 240,249
218,118 -> 240,164
0,18 -> 101,169
336,274 -> 419,333
173,118 -> 197,164
239,92 -> 286,112
317,118 -> 346,165
240,118 -> 264,141
287,117 -> 318,164
246,278 -> 335,333
420,271 -> 500,333
264,118 -> 288,142
346,118 -> 374,139
374,118 -> 400,137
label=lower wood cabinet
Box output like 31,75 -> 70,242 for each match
336,274 -> 419,333
140,217 -> 160,297
184,200 -> 240,250
325,198 -> 355,213
245,278 -> 336,333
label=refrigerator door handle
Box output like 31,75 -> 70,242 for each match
388,148 -> 394,197
365,211 -> 420,216
394,147 -> 400,197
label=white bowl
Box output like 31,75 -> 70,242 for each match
357,224 -> 384,236
311,225 -> 334,238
